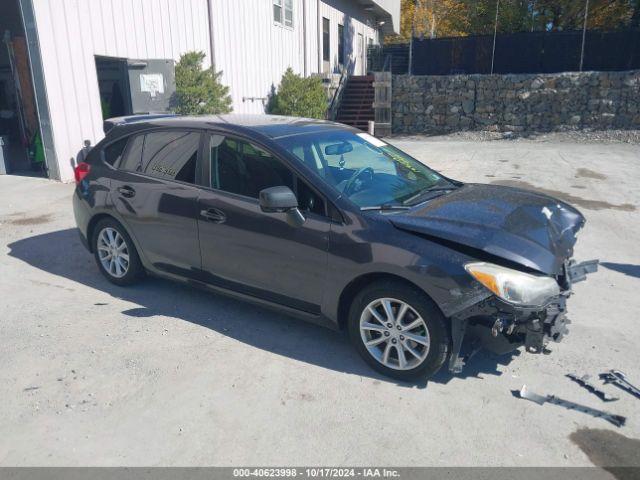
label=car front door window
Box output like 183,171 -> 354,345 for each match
210,136 -> 294,198
209,136 -> 325,216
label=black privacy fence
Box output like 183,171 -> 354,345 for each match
368,29 -> 640,75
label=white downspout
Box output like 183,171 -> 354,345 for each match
207,0 -> 216,69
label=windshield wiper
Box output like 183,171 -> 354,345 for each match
361,204 -> 412,211
402,184 -> 458,206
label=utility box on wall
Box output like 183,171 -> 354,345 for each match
96,57 -> 176,117
127,59 -> 176,114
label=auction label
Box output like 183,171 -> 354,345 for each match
233,468 -> 400,478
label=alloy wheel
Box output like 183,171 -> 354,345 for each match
359,297 -> 430,370
97,227 -> 130,278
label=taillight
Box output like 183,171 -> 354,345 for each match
74,162 -> 91,184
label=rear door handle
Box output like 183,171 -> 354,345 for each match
117,186 -> 136,198
200,208 -> 226,223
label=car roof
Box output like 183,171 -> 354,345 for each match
108,114 -> 356,140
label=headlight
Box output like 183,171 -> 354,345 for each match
465,261 -> 560,307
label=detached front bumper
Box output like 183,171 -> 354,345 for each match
448,259 -> 598,374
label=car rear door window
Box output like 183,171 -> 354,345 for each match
142,131 -> 199,184
119,130 -> 200,184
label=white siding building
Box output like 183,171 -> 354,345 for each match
211,0 -> 398,114
1,0 -> 398,182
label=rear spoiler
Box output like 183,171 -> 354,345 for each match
103,113 -> 177,134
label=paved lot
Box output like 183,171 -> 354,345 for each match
1,136 -> 639,467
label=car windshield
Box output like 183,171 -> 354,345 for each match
276,130 -> 453,209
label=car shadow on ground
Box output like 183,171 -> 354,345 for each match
7,228 -> 517,389
601,262 -> 640,280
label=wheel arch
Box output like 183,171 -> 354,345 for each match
86,213 -> 118,253
336,272 -> 445,331
86,213 -> 141,257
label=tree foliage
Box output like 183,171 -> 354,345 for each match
385,0 -> 639,42
534,0 -> 638,31
173,51 -> 232,115
386,0 -> 467,42
269,68 -> 327,119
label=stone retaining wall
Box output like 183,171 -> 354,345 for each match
391,70 -> 640,134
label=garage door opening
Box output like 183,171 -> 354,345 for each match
0,0 -> 45,177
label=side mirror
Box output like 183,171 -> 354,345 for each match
259,186 -> 305,227
259,186 -> 298,213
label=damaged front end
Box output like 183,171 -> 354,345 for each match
448,259 -> 598,374
386,182 -> 600,374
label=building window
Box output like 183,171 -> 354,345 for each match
338,24 -> 344,66
284,0 -> 293,28
273,0 -> 282,24
322,17 -> 330,63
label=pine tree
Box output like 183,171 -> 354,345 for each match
172,51 -> 232,115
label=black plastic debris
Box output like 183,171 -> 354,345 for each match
512,385 -> 626,428
566,373 -> 618,402
600,370 -> 640,400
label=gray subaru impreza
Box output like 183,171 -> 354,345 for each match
73,114 -> 597,381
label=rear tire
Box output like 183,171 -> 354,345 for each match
92,218 -> 144,286
347,281 -> 450,381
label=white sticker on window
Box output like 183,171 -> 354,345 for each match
356,132 -> 387,148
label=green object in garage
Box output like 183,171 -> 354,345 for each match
30,130 -> 45,170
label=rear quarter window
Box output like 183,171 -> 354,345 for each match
101,137 -> 129,165
118,134 -> 144,171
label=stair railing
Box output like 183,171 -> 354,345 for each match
327,59 -> 353,121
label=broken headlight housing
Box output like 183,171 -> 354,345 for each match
465,261 -> 560,307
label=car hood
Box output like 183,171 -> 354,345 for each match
389,183 -> 586,275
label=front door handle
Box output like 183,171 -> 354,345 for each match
117,186 -> 136,198
200,208 -> 226,223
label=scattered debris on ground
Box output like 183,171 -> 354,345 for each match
600,370 -> 640,400
566,373 -> 618,402
513,385 -> 626,427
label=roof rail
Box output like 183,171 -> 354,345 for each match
103,113 -> 178,134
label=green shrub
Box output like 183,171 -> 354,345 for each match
269,68 -> 327,119
172,51 -> 232,115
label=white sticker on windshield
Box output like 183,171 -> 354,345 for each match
357,132 -> 387,148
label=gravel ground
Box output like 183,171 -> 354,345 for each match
0,137 -> 639,468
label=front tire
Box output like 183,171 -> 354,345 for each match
347,281 -> 450,381
92,218 -> 144,286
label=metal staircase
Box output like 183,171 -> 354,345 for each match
335,75 -> 375,131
